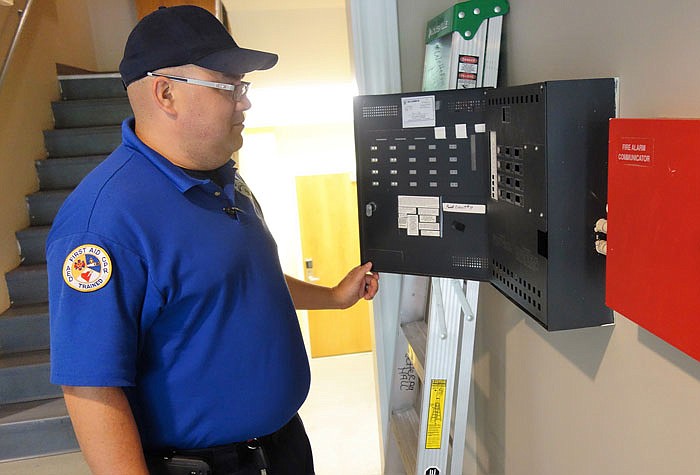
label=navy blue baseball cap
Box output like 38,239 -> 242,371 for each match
119,5 -> 278,86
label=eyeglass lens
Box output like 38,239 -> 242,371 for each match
233,83 -> 249,101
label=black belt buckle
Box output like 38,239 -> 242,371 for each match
147,455 -> 212,475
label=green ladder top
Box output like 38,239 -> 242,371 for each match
426,0 -> 510,42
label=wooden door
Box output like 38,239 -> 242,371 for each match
296,173 -> 372,358
134,0 -> 216,20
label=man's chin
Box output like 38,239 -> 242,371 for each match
232,137 -> 243,154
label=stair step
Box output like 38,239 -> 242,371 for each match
0,398 -> 78,462
0,303 -> 49,355
52,97 -> 132,128
0,349 -> 60,405
36,155 -> 107,190
5,264 -> 48,307
59,73 -> 126,100
16,225 -> 50,265
44,125 -> 121,158
27,189 -> 71,226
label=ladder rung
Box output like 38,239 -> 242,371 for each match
390,407 -> 419,475
401,321 -> 427,381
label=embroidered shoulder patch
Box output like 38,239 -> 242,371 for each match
62,244 -> 112,292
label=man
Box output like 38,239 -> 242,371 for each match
47,6 -> 379,475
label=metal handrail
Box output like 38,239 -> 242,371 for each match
0,0 -> 34,91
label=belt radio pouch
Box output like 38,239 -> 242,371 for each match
146,455 -> 212,475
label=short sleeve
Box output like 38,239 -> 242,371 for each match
48,233 -> 152,387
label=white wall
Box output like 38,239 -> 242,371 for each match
396,1 -> 700,474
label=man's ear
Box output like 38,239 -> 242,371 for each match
151,77 -> 177,115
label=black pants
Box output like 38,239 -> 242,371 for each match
148,414 -> 315,475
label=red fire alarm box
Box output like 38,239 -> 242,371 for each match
607,118 -> 700,361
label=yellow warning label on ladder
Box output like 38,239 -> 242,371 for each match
425,379 -> 447,449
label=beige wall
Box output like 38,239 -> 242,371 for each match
0,5 -> 9,26
55,0 -> 97,71
396,1 -> 700,474
223,0 -> 353,88
0,0 -> 60,311
54,0 -> 136,72
85,0 -> 136,71
0,6 -> 14,49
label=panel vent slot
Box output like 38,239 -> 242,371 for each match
492,259 -> 543,312
452,256 -> 489,269
449,99 -> 486,113
362,105 -> 399,118
487,94 -> 540,106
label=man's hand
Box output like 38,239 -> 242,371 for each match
331,262 -> 380,309
285,262 -> 379,310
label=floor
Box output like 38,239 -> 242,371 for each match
0,352 -> 382,475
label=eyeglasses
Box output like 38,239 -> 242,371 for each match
147,72 -> 251,102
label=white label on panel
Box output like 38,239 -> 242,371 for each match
419,222 -> 441,231
443,203 -> 487,214
421,230 -> 441,237
418,207 -> 440,216
399,196 -> 440,208
407,215 -> 419,236
455,123 -> 468,139
475,123 -> 486,133
434,127 -> 447,140
401,96 -> 436,128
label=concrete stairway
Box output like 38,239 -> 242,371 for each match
0,73 -> 130,462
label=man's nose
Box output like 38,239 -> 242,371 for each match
236,94 -> 252,111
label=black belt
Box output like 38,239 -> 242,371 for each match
146,419 -> 291,475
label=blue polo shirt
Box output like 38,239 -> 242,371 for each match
48,118 -> 311,450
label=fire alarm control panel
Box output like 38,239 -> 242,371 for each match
354,88 -> 491,281
355,78 -> 617,331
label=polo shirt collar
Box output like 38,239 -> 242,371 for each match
121,118 -> 236,193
